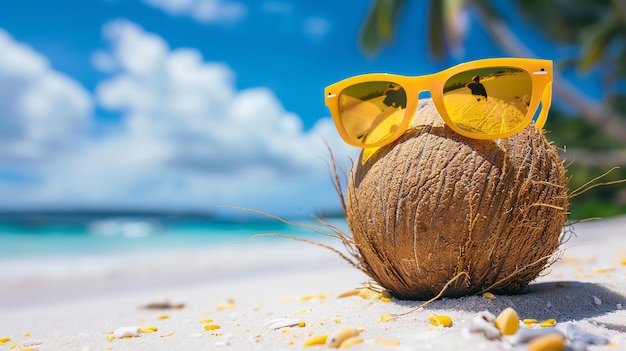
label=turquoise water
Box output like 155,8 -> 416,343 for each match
0,218 -> 349,259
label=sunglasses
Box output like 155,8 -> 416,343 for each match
325,58 -> 553,148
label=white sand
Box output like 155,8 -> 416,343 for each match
0,216 -> 624,350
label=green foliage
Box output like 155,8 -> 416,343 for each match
545,110 -> 626,219
359,0 -> 405,57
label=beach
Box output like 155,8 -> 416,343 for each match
0,216 -> 624,350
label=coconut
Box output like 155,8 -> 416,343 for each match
345,99 -> 569,300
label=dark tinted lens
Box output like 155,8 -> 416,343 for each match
442,67 -> 532,134
339,81 -> 407,145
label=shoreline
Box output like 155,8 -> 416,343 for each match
0,216 -> 624,350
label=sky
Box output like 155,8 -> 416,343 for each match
0,0 -> 607,218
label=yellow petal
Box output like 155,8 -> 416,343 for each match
495,307 -> 520,335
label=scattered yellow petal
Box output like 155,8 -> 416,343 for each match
107,335 -> 115,342
340,336 -> 364,349
523,319 -> 538,324
298,321 -> 306,327
9,344 -> 17,350
204,324 -> 221,331
0,338 -> 10,344
527,333 -> 565,351
380,297 -> 392,303
482,292 -> 496,300
139,325 -> 159,333
374,338 -> 401,346
300,294 -> 326,302
539,319 -> 556,327
621,258 -> 626,266
291,308 -> 308,317
337,290 -> 360,298
23,333 -> 30,337
199,319 -> 214,323
157,315 -> 169,320
358,288 -> 380,300
216,304 -> 235,311
428,314 -> 453,327
593,267 -> 615,274
303,334 -> 327,347
380,313 -> 393,322
495,307 -> 520,335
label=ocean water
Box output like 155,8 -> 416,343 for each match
0,217 -> 349,259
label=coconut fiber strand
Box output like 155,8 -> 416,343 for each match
346,99 -> 569,300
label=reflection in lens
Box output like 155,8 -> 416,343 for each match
442,67 -> 532,135
339,81 -> 407,145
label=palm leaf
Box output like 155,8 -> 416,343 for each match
359,0 -> 405,57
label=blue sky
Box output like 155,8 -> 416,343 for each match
0,0 -> 606,217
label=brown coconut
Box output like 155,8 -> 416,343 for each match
345,99 -> 569,300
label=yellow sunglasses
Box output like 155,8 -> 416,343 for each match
325,58 -> 553,148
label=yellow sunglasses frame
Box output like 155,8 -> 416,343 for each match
324,58 -> 553,148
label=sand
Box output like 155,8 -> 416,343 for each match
0,216 -> 624,350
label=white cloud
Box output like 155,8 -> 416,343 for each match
143,0 -> 246,24
0,29 -> 92,161
0,21 -> 354,216
303,17 -> 331,41
262,1 -> 293,15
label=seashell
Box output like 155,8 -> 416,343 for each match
468,311 -> 500,340
113,326 -> 140,338
566,324 -> 609,346
327,325 -> 360,348
265,317 -> 301,330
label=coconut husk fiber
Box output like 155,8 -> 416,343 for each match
345,99 -> 569,300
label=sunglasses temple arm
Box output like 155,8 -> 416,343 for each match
534,82 -> 552,129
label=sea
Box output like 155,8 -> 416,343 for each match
0,210 -> 349,259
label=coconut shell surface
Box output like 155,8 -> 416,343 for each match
346,99 -> 569,300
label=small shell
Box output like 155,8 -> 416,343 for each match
527,333 -> 565,351
327,325 -> 360,348
566,324 -> 609,346
266,318 -> 301,330
468,311 -> 500,340
495,307 -> 519,335
113,326 -> 140,338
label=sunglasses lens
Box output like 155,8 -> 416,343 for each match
339,81 -> 407,146
442,67 -> 532,135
